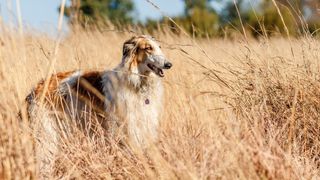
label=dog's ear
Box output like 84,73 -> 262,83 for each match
123,37 -> 138,57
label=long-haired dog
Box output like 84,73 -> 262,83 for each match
26,35 -> 172,175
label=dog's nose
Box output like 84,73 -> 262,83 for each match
164,62 -> 172,69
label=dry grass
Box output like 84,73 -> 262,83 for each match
1,27 -> 320,179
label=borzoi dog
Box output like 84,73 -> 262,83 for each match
26,35 -> 172,175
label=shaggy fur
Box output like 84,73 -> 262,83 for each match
26,35 -> 172,176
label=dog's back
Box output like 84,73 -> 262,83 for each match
27,70 -> 112,131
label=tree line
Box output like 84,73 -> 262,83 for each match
64,0 -> 320,38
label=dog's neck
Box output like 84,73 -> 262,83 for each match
117,56 -> 160,92
126,68 -> 159,93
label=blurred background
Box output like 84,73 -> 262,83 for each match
0,0 -> 319,38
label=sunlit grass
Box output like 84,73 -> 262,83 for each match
0,28 -> 319,179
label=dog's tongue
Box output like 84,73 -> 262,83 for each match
158,69 -> 164,77
148,64 -> 164,77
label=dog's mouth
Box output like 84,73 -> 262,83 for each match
147,64 -> 164,77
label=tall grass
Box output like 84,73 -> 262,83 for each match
0,26 -> 320,179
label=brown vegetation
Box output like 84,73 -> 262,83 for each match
0,28 -> 320,179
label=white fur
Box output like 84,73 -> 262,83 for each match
100,36 -> 168,146
102,68 -> 163,146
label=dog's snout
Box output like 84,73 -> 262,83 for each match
164,62 -> 172,69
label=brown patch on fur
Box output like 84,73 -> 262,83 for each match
33,71 -> 75,97
74,71 -> 105,110
122,35 -> 155,58
27,71 -> 76,107
123,36 -> 156,75
27,71 -> 106,118
136,39 -> 153,63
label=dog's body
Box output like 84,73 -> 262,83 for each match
26,35 -> 172,176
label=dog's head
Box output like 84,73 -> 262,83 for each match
122,35 -> 172,78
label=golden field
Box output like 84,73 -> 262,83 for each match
0,28 -> 320,179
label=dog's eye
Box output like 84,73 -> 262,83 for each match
145,46 -> 153,51
159,45 -> 162,49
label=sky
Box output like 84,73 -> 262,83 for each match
0,0 -> 225,35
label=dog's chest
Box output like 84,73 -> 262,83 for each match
115,85 -> 163,144
118,87 -> 162,119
